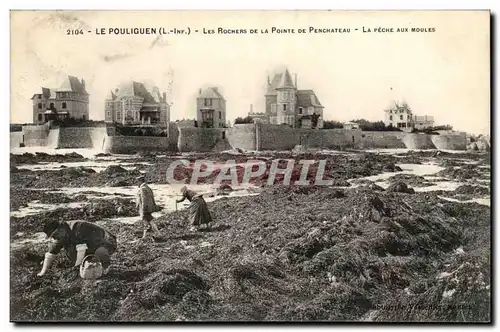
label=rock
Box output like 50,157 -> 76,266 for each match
467,142 -> 479,151
387,181 -> 415,194
103,165 -> 128,174
476,140 -> 490,151
217,184 -> 233,196
368,183 -> 385,192
292,145 -> 307,154
383,163 -> 403,172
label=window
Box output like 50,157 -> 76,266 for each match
271,104 -> 277,114
38,114 -> 42,121
50,103 -> 55,109
38,95 -> 42,99
299,107 -> 303,114
283,104 -> 287,111
62,102 -> 67,109
400,115 -> 403,120
107,111 -> 111,118
308,107 -> 314,114
222,131 -> 226,139
219,111 -> 222,120
389,115 -> 393,121
204,98 -> 212,107
82,115 -> 86,120
37,103 -> 42,109
117,111 -> 122,120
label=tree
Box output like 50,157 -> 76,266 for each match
322,120 -> 344,129
350,119 -> 400,131
234,116 -> 254,124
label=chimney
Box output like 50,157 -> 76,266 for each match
81,78 -> 86,90
294,74 -> 297,88
250,104 -> 253,114
267,76 -> 270,85
198,88 -> 202,95
163,92 -> 166,103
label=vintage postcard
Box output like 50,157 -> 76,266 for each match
9,10 -> 491,323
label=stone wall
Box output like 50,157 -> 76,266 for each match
17,122 -> 468,152
10,132 -> 23,149
300,129 -> 362,150
358,131 -> 407,149
431,132 -> 467,150
90,127 -> 109,151
168,122 -> 180,152
22,123 -> 50,147
403,133 -> 436,149
177,127 -> 231,152
256,124 -> 365,151
226,124 -> 256,151
58,128 -> 93,148
103,136 -> 170,154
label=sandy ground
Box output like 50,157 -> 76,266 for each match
9,148 -> 491,322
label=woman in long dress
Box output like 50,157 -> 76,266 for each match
176,186 -> 213,230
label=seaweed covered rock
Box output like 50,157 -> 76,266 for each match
387,181 -> 415,194
383,163 -> 403,172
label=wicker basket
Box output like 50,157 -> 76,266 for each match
79,254 -> 103,280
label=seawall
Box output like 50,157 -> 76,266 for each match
16,123 -> 468,153
431,132 -> 467,150
103,136 -> 170,154
10,132 -> 23,149
177,127 -> 231,152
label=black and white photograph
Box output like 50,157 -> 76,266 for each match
8,9 -> 491,323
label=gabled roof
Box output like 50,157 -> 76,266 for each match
58,75 -> 88,94
114,81 -> 158,104
277,69 -> 295,89
198,87 -> 225,100
297,90 -> 323,108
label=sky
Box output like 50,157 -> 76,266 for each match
10,10 -> 490,134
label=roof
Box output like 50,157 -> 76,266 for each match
57,75 -> 88,94
114,81 -> 158,104
198,87 -> 225,100
277,69 -> 295,89
266,73 -> 282,95
266,68 -> 296,95
297,90 -> 323,107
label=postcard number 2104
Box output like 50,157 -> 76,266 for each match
67,29 -> 84,35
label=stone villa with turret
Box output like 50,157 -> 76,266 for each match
104,81 -> 170,126
265,68 -> 324,129
31,75 -> 89,124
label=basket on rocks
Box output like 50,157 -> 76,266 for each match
79,254 -> 103,280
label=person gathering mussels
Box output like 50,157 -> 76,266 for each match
135,175 -> 161,240
37,220 -> 117,277
176,186 -> 213,231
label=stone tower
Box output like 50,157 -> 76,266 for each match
275,68 -> 297,127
